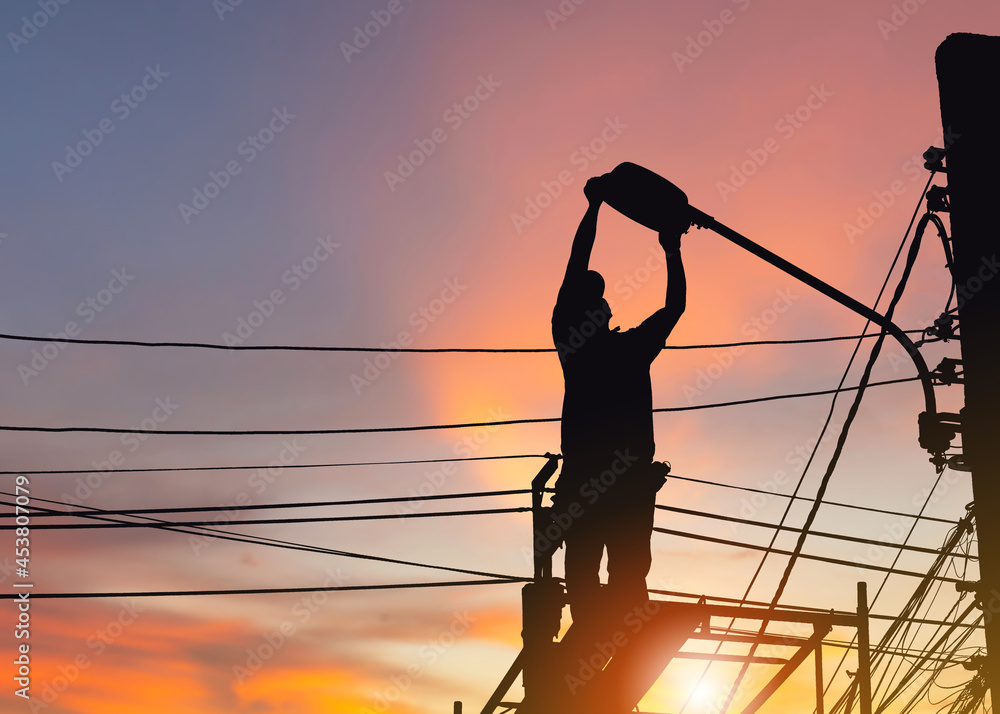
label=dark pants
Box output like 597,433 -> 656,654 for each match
562,491 -> 656,626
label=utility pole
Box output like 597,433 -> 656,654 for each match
857,582 -> 872,714
935,32 -> 1000,700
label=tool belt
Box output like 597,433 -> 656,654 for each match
611,459 -> 671,502
549,460 -> 671,537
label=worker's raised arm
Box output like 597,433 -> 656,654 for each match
662,230 -> 686,321
637,228 -> 687,346
559,178 -> 604,296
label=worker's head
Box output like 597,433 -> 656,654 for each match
582,270 -> 613,326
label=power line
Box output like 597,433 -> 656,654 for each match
7,488 -> 956,552
716,171 -> 934,714
825,529 -> 979,712
15,494 -> 526,582
6,495 -> 958,561
645,589 -> 982,629
715,184 -> 939,714
817,471 -> 955,713
0,578 -> 519,600
655,504 -> 967,558
665,331 -> 924,350
713,624 -> 970,663
653,527 -> 962,583
2,488 -> 534,516
0,455 -> 959,529
665,473 -> 959,525
1,457 -> 958,533
0,453 -> 551,477
768,212 -> 934,598
4,504 -> 530,530
876,605 -> 981,712
820,212 -> 970,714
654,377 -> 918,413
11,489 -> 961,612
0,376 -> 920,436
13,489 -> 959,586
833,520 -> 977,714
0,329 -> 924,353
868,522 -> 977,711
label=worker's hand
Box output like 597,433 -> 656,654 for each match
584,176 -> 604,206
659,229 -> 683,256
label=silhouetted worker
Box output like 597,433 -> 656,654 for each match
551,174 -> 688,629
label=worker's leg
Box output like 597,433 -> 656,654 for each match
604,492 -> 656,617
563,515 -> 606,626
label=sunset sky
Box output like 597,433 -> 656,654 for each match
3,1 -> 1000,712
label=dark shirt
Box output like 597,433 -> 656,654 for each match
552,283 -> 664,494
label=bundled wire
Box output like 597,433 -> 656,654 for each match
823,517 -> 981,714
711,176 -> 940,714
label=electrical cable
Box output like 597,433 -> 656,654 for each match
818,469 -> 949,712
1,488 -> 534,516
4,504 -> 530,529
818,205 -> 968,714
825,517 -> 977,714
4,461 -> 959,530
11,494 -> 527,582
652,527 -> 963,583
0,376 -> 921,436
666,472 -> 959,525
875,529 -> 979,712
0,578 -> 519,599
654,503 -> 960,557
716,176 -> 936,714
642,589 -> 976,628
0,329 -> 924,353
4,492 -> 957,560
0,453 -> 551,477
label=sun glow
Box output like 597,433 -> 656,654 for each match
689,678 -> 722,710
